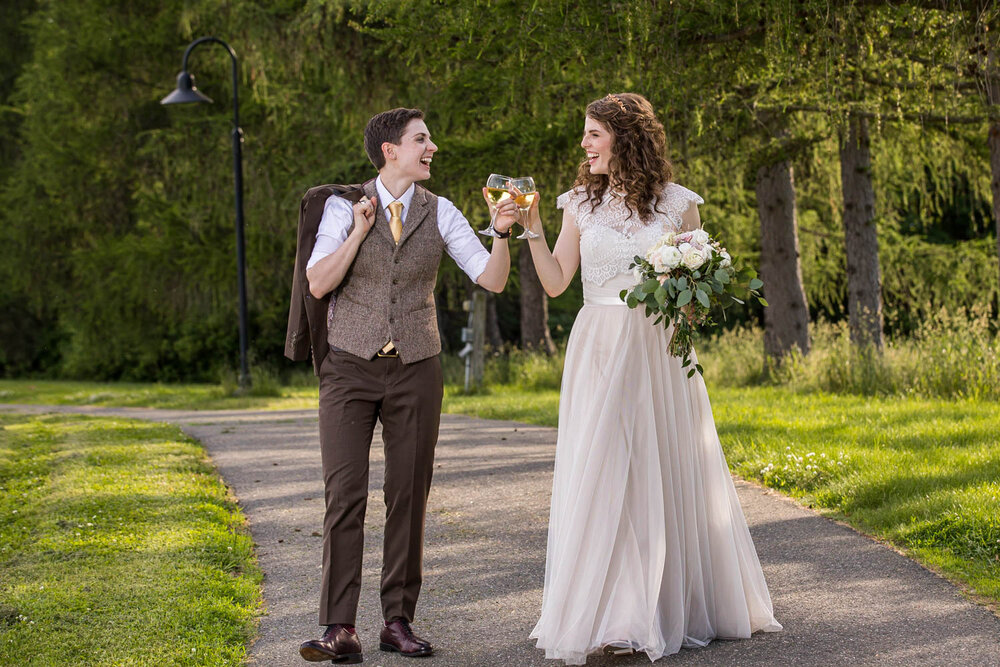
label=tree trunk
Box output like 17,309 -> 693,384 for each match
756,160 -> 810,361
839,114 -> 883,350
990,120 -> 1000,302
987,45 -> 1000,305
519,244 -> 556,354
485,291 -> 504,348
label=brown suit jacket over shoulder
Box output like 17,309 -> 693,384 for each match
284,180 -> 373,375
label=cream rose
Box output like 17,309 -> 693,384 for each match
681,247 -> 707,270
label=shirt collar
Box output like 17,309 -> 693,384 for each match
375,176 -> 415,216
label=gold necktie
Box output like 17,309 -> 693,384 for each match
388,201 -> 403,244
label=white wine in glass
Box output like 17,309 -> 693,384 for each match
510,176 -> 538,239
480,173 -> 512,237
487,187 -> 512,206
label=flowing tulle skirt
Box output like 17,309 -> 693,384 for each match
529,277 -> 781,665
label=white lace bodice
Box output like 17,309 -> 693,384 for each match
556,182 -> 704,287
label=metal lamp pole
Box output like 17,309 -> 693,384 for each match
161,37 -> 250,389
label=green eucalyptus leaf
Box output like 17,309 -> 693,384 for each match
695,289 -> 710,308
676,289 -> 692,307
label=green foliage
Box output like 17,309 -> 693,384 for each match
701,304 -> 1000,400
0,413 -> 263,665
0,0 -> 996,379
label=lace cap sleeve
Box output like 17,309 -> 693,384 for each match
664,182 -> 704,208
556,188 -> 580,211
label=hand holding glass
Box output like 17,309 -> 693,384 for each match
509,176 -> 538,239
480,173 -> 512,237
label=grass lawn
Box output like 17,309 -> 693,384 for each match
447,385 -> 1000,610
0,379 -> 315,411
3,377 -> 999,615
0,413 -> 262,666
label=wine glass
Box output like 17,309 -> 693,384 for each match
510,176 -> 538,239
480,173 -> 512,237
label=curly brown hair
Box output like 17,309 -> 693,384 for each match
575,92 -> 673,223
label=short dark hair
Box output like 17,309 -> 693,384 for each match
364,108 -> 425,170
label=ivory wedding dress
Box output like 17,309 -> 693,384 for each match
529,183 -> 781,665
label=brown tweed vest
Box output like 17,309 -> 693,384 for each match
327,181 -> 445,363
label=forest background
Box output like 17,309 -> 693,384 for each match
1,0 -> 997,383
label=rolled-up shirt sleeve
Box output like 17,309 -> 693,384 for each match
306,195 -> 355,270
437,197 -> 490,282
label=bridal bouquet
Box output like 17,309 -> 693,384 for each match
620,228 -> 766,377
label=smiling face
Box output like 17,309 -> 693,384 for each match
581,116 -> 614,176
383,119 -> 437,182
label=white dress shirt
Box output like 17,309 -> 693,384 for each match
306,176 -> 491,282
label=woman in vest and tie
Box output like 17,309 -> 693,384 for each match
298,108 -> 519,663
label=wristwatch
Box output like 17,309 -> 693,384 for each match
494,227 -> 512,239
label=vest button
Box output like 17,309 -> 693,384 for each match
392,279 -> 398,285
389,317 -> 395,323
391,297 -> 396,304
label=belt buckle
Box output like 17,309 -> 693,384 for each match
376,348 -> 399,358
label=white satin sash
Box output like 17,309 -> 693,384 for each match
583,273 -> 635,307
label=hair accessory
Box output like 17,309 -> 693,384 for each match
607,94 -> 628,114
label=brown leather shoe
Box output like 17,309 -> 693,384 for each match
299,624 -> 362,663
379,618 -> 433,657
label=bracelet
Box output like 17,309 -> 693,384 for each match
494,227 -> 512,239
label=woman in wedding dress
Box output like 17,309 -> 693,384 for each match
523,93 -> 782,665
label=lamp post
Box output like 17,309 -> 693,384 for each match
161,37 -> 250,389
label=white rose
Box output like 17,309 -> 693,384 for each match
719,251 -> 731,268
692,229 -> 710,245
659,245 -> 682,270
677,242 -> 692,254
681,247 -> 707,270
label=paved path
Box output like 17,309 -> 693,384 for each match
4,404 -> 1000,666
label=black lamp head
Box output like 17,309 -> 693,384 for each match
161,71 -> 213,105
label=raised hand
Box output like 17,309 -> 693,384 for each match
482,187 -> 520,235
508,183 -> 541,238
352,196 -> 377,236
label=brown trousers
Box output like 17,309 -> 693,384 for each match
317,349 -> 443,626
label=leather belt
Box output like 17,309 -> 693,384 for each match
376,341 -> 399,358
